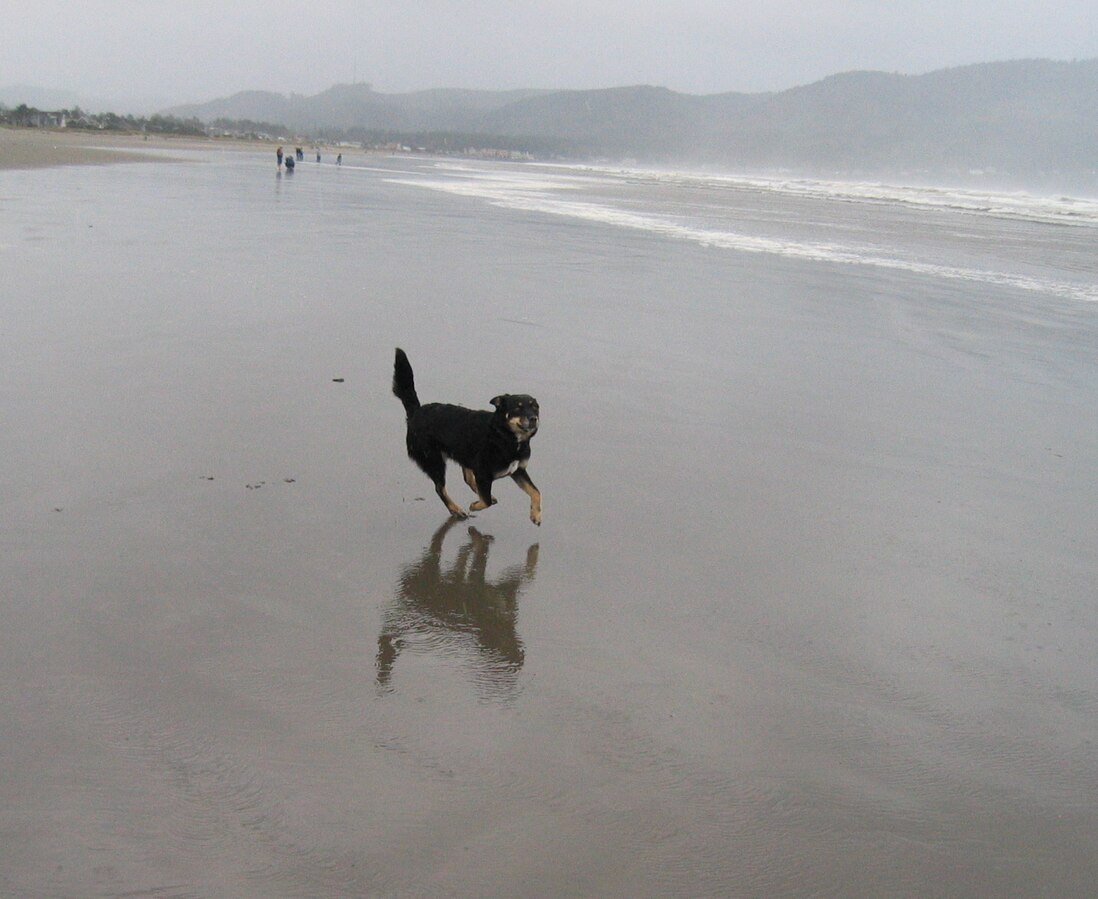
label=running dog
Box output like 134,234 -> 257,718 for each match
392,348 -> 541,525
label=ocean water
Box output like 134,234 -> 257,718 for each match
1,148 -> 1096,896
388,161 -> 1098,302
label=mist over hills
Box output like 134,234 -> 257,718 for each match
11,59 -> 1096,188
167,85 -> 552,133
164,59 -> 1097,188
0,84 -> 179,116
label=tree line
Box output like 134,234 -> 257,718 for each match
0,103 -> 205,136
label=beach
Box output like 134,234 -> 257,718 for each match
1,142 -> 1096,896
0,126 -> 203,169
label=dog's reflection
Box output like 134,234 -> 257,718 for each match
377,519 -> 539,697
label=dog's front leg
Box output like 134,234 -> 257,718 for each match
462,467 -> 479,495
512,470 -> 541,526
468,467 -> 497,513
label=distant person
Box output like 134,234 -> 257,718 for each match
276,146 -> 284,169
296,147 -> 304,161
316,150 -> 321,163
337,153 -> 342,165
285,154 -> 295,172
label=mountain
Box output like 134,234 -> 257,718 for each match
168,84 -> 550,132
704,61 -> 1098,177
165,60 -> 1098,185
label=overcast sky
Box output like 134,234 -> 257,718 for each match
3,1 -> 1097,110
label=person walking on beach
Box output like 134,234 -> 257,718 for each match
316,150 -> 321,163
276,146 -> 284,169
337,153 -> 342,165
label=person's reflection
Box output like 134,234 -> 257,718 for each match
377,519 -> 539,696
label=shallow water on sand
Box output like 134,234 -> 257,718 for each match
1,150 -> 1096,896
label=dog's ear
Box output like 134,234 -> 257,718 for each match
490,395 -> 506,409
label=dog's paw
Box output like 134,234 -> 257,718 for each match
450,507 -> 469,520
530,508 -> 542,526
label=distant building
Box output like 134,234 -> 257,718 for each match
26,110 -> 67,128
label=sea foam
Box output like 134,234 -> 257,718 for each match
388,166 -> 1098,303
547,163 -> 1098,228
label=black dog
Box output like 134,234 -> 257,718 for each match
393,348 -> 541,525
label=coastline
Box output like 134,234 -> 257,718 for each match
0,126 -> 265,170
1,142 -> 1094,897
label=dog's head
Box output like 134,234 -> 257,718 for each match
490,394 -> 540,442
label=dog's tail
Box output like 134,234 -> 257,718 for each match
392,347 -> 420,417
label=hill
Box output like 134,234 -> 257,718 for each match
164,60 -> 1098,186
168,85 -> 550,132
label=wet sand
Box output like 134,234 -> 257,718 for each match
1,151 -> 1096,896
0,126 -> 291,170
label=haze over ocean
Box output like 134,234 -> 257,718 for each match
2,147 -> 1096,895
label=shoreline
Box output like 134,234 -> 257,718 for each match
0,126 -> 269,170
0,136 -> 1095,896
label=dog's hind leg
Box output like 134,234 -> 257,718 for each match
434,480 -> 468,519
435,484 -> 468,519
414,446 -> 468,519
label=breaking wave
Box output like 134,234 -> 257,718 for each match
388,167 -> 1098,303
556,164 -> 1098,229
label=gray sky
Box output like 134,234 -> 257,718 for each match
3,0 -> 1097,110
